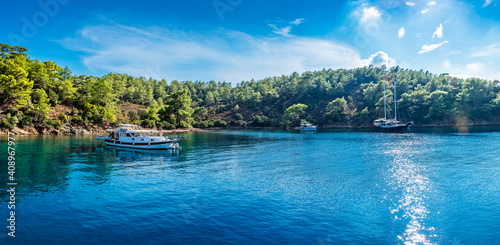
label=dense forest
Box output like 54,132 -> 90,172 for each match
1,43 -> 500,132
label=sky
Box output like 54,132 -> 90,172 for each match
1,0 -> 500,83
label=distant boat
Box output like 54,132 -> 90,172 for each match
98,124 -> 186,150
373,75 -> 413,133
300,121 -> 317,132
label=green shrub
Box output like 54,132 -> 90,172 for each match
141,119 -> 156,129
1,118 -> 12,129
18,115 -> 34,128
0,113 -> 19,129
92,116 -> 103,124
158,121 -> 175,130
234,113 -> 244,121
251,115 -> 270,127
128,110 -> 139,121
59,113 -> 69,123
72,116 -> 84,124
137,108 -> 148,119
214,119 -> 227,127
5,108 -> 19,117
46,119 -> 63,129
70,108 -> 79,116
236,120 -> 247,127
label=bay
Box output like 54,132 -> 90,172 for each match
1,129 -> 500,244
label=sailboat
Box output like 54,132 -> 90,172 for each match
373,75 -> 413,132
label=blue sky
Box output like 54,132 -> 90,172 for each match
1,0 -> 500,82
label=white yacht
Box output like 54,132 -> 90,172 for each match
98,124 -> 186,150
300,121 -> 317,132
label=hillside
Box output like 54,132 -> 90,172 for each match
1,43 -> 500,134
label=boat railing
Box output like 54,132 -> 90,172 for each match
164,134 -> 188,140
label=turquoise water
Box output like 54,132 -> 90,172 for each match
1,129 -> 500,244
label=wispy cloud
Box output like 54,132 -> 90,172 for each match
428,1 -> 437,6
58,23 -> 364,82
269,24 -> 293,37
360,7 -> 382,22
268,18 -> 304,37
483,0 -> 493,7
406,2 -> 416,6
421,9 -> 429,14
433,23 -> 444,38
398,27 -> 405,38
418,41 -> 449,54
290,18 -> 304,25
470,43 -> 500,57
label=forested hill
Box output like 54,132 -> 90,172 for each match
1,43 -> 500,132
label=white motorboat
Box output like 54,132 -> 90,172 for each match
98,124 -> 186,150
300,121 -> 317,132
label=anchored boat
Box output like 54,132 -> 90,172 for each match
373,75 -> 414,133
98,124 -> 186,150
300,121 -> 317,132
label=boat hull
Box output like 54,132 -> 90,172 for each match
300,128 -> 317,132
373,124 -> 411,133
103,139 -> 180,150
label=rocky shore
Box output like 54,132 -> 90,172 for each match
0,123 -> 205,135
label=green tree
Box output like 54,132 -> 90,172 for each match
146,100 -> 160,122
283,103 -> 308,126
0,56 -> 33,107
32,89 -> 52,123
205,91 -> 215,105
326,97 -> 347,121
160,89 -> 194,128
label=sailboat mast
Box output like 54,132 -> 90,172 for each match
394,74 -> 397,121
383,82 -> 387,120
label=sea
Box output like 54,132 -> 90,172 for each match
1,127 -> 499,244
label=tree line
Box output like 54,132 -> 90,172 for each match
1,43 -> 500,131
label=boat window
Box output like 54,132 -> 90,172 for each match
151,139 -> 154,141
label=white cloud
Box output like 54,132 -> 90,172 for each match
483,0 -> 493,7
453,62 -> 500,81
466,62 -> 483,70
398,27 -> 405,38
361,7 -> 382,22
433,23 -> 444,38
470,43 -> 500,57
58,23 -> 364,82
428,1 -> 437,6
360,51 -> 396,67
290,18 -> 304,25
418,41 -> 449,54
406,2 -> 416,6
269,24 -> 293,37
421,9 -> 429,14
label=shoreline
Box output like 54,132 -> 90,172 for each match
2,122 -> 500,136
0,123 -> 206,136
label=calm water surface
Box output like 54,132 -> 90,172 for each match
1,129 -> 500,244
